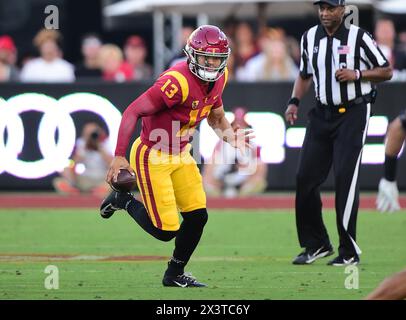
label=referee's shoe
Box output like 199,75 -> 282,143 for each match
327,255 -> 360,266
292,244 -> 334,265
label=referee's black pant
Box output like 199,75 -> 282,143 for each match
295,102 -> 371,257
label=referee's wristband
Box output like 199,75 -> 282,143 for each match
355,69 -> 362,80
288,97 -> 300,107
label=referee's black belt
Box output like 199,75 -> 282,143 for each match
316,92 -> 374,114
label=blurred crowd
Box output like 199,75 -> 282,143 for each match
0,29 -> 152,83
1,18 -> 406,83
220,18 -> 406,81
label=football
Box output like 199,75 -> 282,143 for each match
110,169 -> 137,192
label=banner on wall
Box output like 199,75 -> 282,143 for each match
0,82 -> 405,190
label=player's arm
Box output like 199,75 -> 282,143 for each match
107,91 -> 166,184
385,117 -> 406,157
108,73 -> 183,184
207,106 -> 254,154
365,269 -> 406,300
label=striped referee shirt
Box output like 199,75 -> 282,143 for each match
300,21 -> 389,106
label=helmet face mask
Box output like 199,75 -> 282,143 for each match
184,25 -> 231,82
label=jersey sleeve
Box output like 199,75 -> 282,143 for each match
212,96 -> 224,110
299,32 -> 312,79
361,31 -> 390,68
147,71 -> 189,109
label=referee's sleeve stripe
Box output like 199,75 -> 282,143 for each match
300,32 -> 311,78
361,33 -> 389,67
360,48 -> 373,69
375,45 -> 390,67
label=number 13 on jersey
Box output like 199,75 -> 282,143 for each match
161,79 -> 179,99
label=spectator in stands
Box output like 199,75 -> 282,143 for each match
168,25 -> 194,67
285,35 -> 301,67
224,17 -> 239,39
395,30 -> 406,71
233,22 -> 260,80
75,33 -> 103,79
225,45 -> 236,80
20,29 -> 75,82
0,35 -> 19,81
202,107 -> 267,198
0,56 -> 11,82
374,18 -> 406,72
20,51 -> 36,69
398,31 -> 406,55
98,44 -> 133,82
124,35 -> 153,80
374,19 -> 396,67
242,28 -> 298,82
53,122 -> 113,198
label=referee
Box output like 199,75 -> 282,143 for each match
285,0 -> 392,266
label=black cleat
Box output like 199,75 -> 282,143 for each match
162,272 -> 207,288
292,244 -> 334,265
327,255 -> 360,266
99,190 -> 133,219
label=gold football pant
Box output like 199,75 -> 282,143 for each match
130,138 -> 206,231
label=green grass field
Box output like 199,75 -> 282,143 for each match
0,208 -> 405,300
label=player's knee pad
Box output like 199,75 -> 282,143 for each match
181,208 -> 208,228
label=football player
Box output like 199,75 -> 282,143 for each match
376,111 -> 405,212
100,25 -> 254,287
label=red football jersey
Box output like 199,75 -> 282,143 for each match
141,61 -> 228,154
